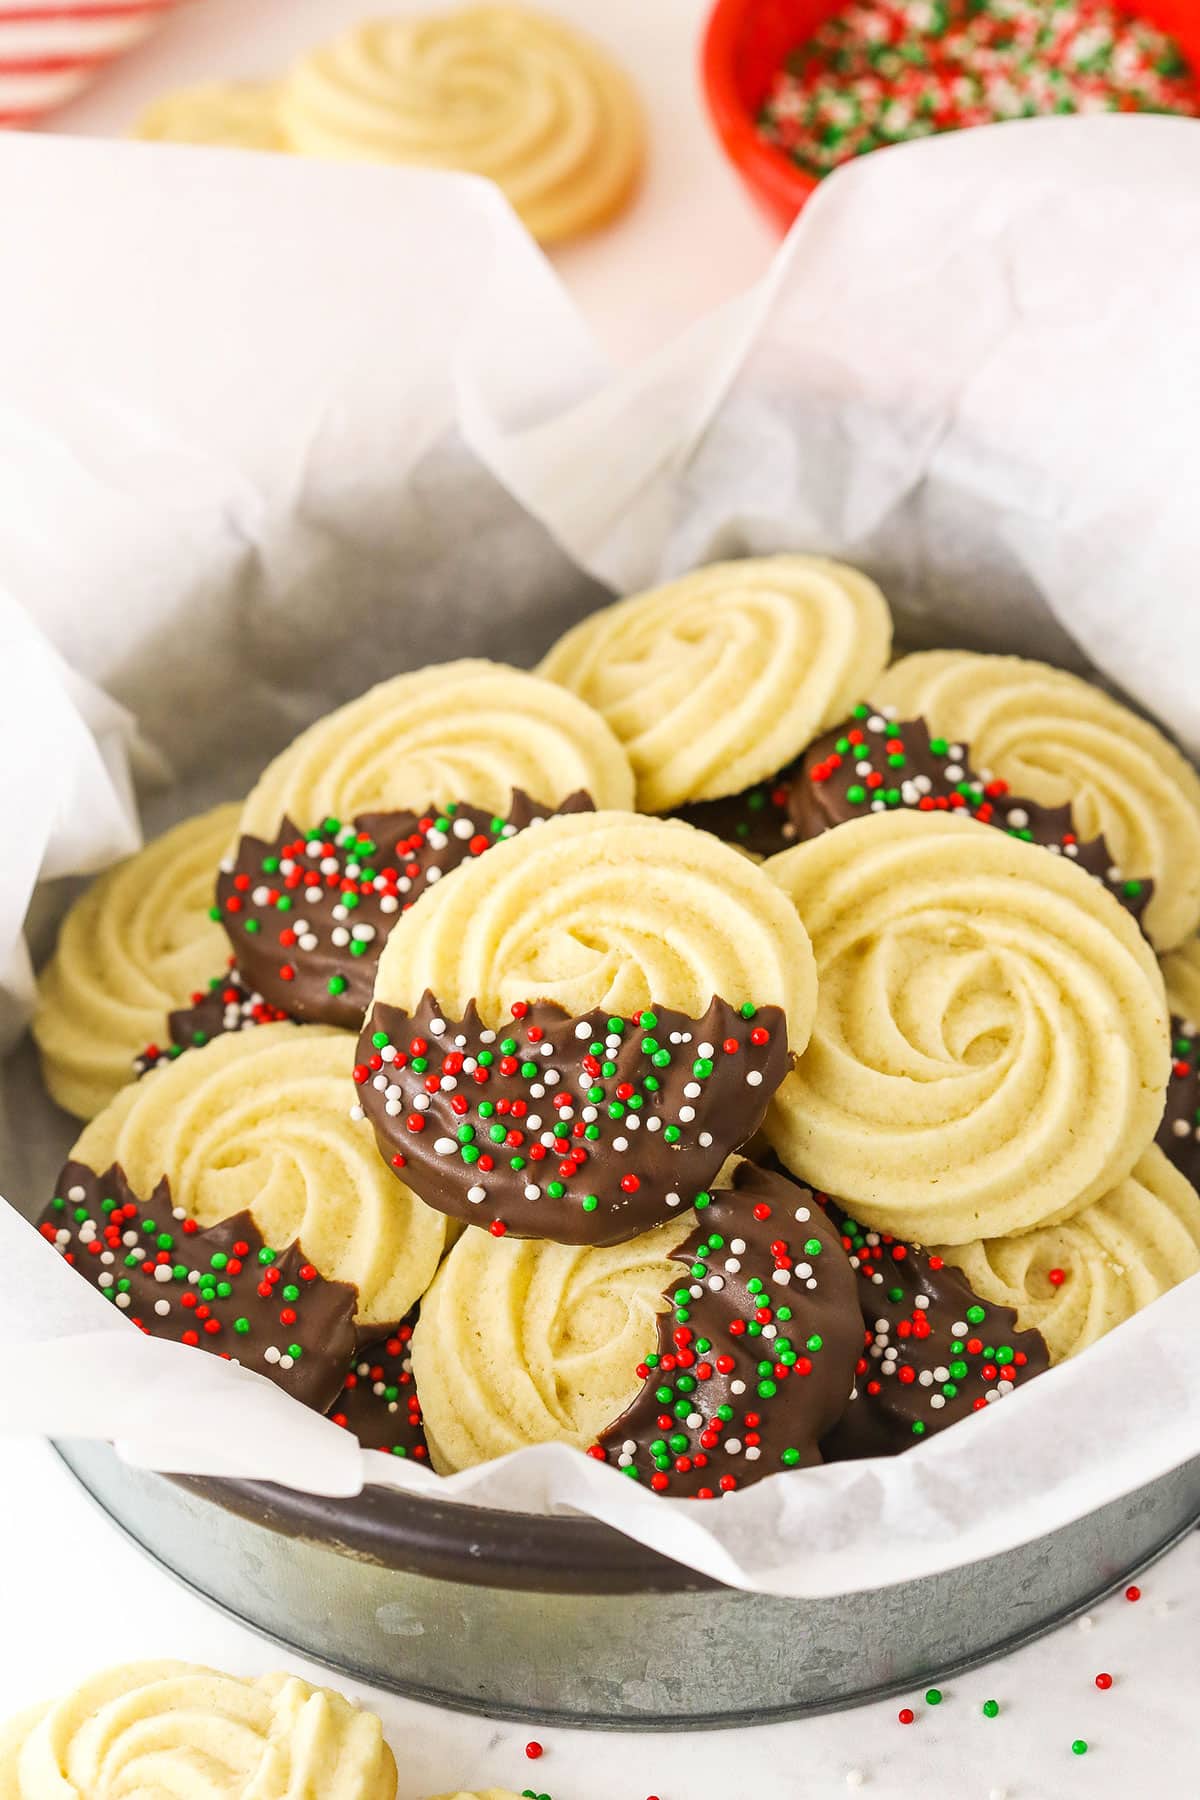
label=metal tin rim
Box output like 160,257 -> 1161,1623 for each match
164,1469 -> 719,1594
55,1443 -> 1200,1728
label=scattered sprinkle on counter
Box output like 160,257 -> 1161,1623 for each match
758,0 -> 1199,180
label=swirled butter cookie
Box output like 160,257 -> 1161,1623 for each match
32,803 -> 240,1120
765,810 -> 1169,1244
134,80 -> 287,149
218,791 -> 592,1031
239,660 -> 633,841
38,1162 -> 357,1410
279,8 -> 643,244
0,1662 -> 395,1799
876,651 -> 1200,950
818,1193 -> 1050,1461
70,1023 -> 447,1330
935,1147 -> 1200,1365
592,1162 -> 859,1495
539,557 -> 893,813
362,811 -> 814,1239
412,1214 -> 692,1472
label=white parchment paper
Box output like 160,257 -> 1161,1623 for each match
2,117 -> 1199,1598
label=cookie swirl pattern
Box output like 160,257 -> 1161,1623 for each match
369,810 -> 817,1045
411,1215 -> 691,1472
0,1663 -> 395,1799
279,9 -> 643,243
135,80 -> 286,148
70,1023 -> 447,1329
936,1147 -> 1200,1364
876,650 -> 1200,950
539,556 -> 893,812
32,803 -> 240,1120
765,810 -> 1169,1244
239,660 -> 634,840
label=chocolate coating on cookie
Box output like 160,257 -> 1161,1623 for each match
39,1161 -> 358,1412
216,791 -> 594,1031
793,707 -> 1152,927
1157,1016 -> 1200,1187
671,765 -> 802,858
355,995 -> 790,1246
134,961 -> 290,1077
591,1164 -> 858,1495
817,1195 -> 1050,1461
330,1311 -> 429,1462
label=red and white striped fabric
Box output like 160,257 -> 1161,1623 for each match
0,0 -> 184,129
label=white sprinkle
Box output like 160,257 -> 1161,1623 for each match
543,1071 -> 560,1086
1175,1118 -> 1192,1138
1007,807 -> 1029,829
868,713 -> 886,731
439,1075 -> 457,1092
299,933 -> 319,952
614,1137 -> 629,1152
529,1083 -> 546,1099
479,1030 -> 496,1044
683,1081 -> 702,1100
115,1294 -> 131,1309
730,1238 -> 746,1253
352,923 -> 375,942
944,763 -> 963,782
724,1258 -> 741,1274
708,1275 -> 725,1292
624,1115 -> 640,1131
845,1770 -> 865,1790
279,1354 -> 295,1371
730,1379 -> 746,1396
349,1104 -> 365,1122
1077,1615 -> 1094,1632
794,1206 -> 810,1223
305,885 -> 323,903
951,1320 -> 968,1336
154,1264 -> 173,1284
332,903 -> 349,922
575,1021 -> 592,1039
331,926 -> 350,947
385,1101 -> 401,1117
526,1114 -> 543,1131
413,1094 -> 431,1112
666,1192 -> 682,1208
429,1017 -> 446,1035
914,1294 -> 930,1310
524,1185 -> 541,1201
696,1042 -> 715,1058
773,1269 -> 791,1286
372,1073 -> 388,1091
540,1042 -> 554,1057
433,1137 -> 457,1155
380,894 -> 399,914
467,1185 -> 487,1205
746,1070 -> 763,1087
264,1345 -> 281,1364
645,1117 -> 662,1133
98,1273 -> 113,1288
67,1185 -> 85,1203
154,1299 -> 171,1317
725,1439 -> 742,1455
678,1105 -> 696,1124
744,1446 -> 761,1462
698,1131 -> 713,1148
930,1394 -> 946,1410
451,816 -> 474,839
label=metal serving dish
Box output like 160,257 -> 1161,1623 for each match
57,1437 -> 1200,1728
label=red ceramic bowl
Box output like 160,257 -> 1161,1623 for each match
702,0 -> 1200,231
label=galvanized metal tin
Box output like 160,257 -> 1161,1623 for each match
56,1438 -> 1200,1729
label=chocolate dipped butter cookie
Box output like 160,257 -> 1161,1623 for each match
134,960 -> 290,1077
33,803 -> 241,1120
359,811 -> 814,1242
0,1664 -> 396,1800
217,792 -> 592,1032
765,810 -> 1169,1245
238,659 -> 634,841
71,1023 -> 447,1331
876,650 -> 1200,950
937,1146 -> 1200,1365
539,556 -> 892,812
331,1312 -> 428,1463
412,1214 -> 693,1473
818,1195 -> 1050,1461
792,707 -> 1153,928
592,1162 -> 859,1495
355,993 -> 788,1245
1157,938 -> 1200,1183
37,1162 -> 357,1411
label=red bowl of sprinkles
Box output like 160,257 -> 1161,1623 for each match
702,0 -> 1200,230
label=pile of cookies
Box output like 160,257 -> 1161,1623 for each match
29,556 -> 1200,1498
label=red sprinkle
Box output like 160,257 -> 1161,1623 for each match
898,1707 -> 915,1725
1126,1585 -> 1142,1602
1095,1672 -> 1114,1689
525,1741 -> 543,1760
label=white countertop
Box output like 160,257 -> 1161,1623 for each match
0,1436 -> 1195,1797
7,3 -> 1198,1793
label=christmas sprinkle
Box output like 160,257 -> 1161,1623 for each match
758,0 -> 1198,181
329,1314 -> 428,1460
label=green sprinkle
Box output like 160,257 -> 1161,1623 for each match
982,1699 -> 1000,1718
